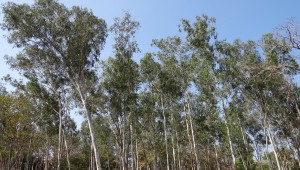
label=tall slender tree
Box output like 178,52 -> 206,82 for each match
102,12 -> 140,170
1,1 -> 107,169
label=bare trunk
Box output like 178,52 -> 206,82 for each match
63,128 -> 71,170
187,101 -> 200,170
294,97 -> 300,116
135,140 -> 139,170
68,76 -> 102,170
122,125 -> 128,170
224,117 -> 236,170
265,130 -> 274,170
175,130 -> 182,170
252,137 -> 262,163
294,147 -> 300,168
267,126 -> 281,170
221,100 -> 236,170
141,139 -> 150,170
171,113 -> 177,170
213,143 -> 220,170
185,106 -> 193,154
79,90 -> 102,170
171,132 -> 176,170
86,109 -> 101,170
161,96 -> 170,170
130,124 -> 134,169
239,119 -> 249,169
57,109 -> 63,170
239,120 -> 248,152
90,144 -> 94,170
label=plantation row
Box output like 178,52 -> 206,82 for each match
0,0 -> 300,169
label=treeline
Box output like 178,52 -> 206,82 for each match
0,0 -> 300,170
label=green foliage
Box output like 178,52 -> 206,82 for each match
1,1 -> 300,169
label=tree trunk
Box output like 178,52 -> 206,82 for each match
130,124 -> 134,169
68,76 -> 102,170
161,96 -> 170,170
85,101 -> 101,170
79,89 -> 102,170
294,147 -> 300,168
206,142 -> 210,170
239,119 -> 249,168
187,101 -> 200,170
224,117 -> 236,170
221,100 -> 236,170
265,130 -> 274,170
252,137 -> 262,167
185,111 -> 194,169
267,126 -> 281,170
121,124 -> 128,170
214,143 -> 220,170
63,128 -> 71,170
171,113 -> 177,170
239,120 -> 248,152
90,144 -> 94,170
57,108 -> 63,170
135,140 -> 139,170
176,130 -> 182,170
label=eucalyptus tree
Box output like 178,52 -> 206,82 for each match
1,0 -> 107,169
245,33 -> 300,170
101,12 -> 140,170
80,115 -> 116,170
139,53 -> 162,169
216,32 -> 300,169
151,35 -> 188,170
179,15 -> 220,169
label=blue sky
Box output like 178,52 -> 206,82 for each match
1,0 -> 300,128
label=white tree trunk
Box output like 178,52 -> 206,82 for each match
267,126 -> 281,170
187,101 -> 200,170
264,129 -> 274,170
175,130 -> 182,170
63,128 -> 71,170
57,109 -> 63,170
135,140 -> 139,170
224,117 -> 236,170
214,143 -> 220,170
171,113 -> 176,169
67,74 -> 102,170
161,96 -> 170,170
221,100 -> 236,170
184,108 -> 194,169
130,123 -> 134,169
80,92 -> 102,170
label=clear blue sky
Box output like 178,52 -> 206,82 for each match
1,0 -> 300,128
